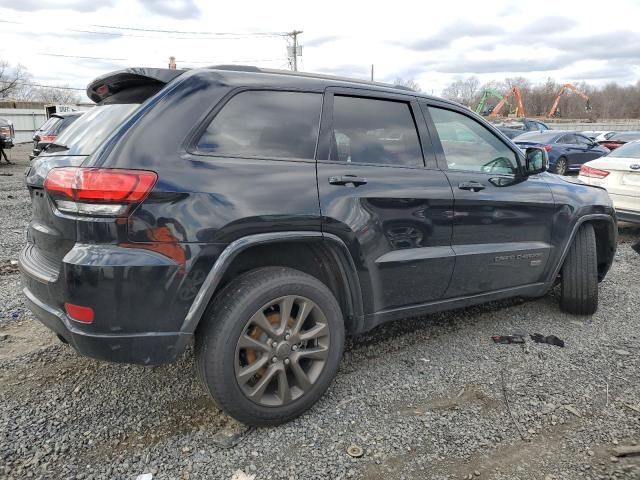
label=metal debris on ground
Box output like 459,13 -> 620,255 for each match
346,444 -> 364,458
492,335 -> 525,344
0,260 -> 19,276
611,445 -> 640,458
211,423 -> 253,449
230,470 -> 256,480
530,334 -> 565,347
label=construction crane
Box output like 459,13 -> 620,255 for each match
488,86 -> 526,118
475,88 -> 504,115
547,83 -> 591,118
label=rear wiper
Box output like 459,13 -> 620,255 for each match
45,142 -> 69,153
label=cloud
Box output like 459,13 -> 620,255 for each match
519,16 -> 577,34
315,64 -> 370,79
137,0 -> 200,19
305,35 -> 342,47
0,0 -> 115,12
431,55 -> 573,74
408,21 -> 503,51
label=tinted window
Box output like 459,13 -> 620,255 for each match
560,134 -> 577,144
49,115 -> 81,135
197,91 -> 322,160
50,104 -> 138,156
534,122 -> 549,131
330,96 -> 423,167
574,134 -> 593,146
429,107 -> 518,174
39,117 -> 61,134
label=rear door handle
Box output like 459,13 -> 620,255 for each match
458,181 -> 486,192
329,175 -> 368,186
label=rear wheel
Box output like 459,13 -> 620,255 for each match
559,223 -> 598,315
195,267 -> 344,426
555,157 -> 568,175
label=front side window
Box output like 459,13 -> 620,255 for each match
575,134 -> 593,146
197,90 -> 322,160
329,96 -> 423,167
428,107 -> 519,175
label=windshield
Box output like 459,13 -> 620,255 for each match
610,132 -> 640,142
48,104 -> 139,155
37,117 -> 58,133
608,141 -> 640,159
515,131 -> 560,143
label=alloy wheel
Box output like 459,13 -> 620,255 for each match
234,295 -> 330,407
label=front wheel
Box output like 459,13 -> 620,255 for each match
559,223 -> 598,315
195,267 -> 345,426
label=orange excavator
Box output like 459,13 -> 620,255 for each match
488,86 -> 526,118
547,83 -> 591,118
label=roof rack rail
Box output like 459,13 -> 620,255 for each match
206,65 -> 415,92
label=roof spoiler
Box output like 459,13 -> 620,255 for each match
86,67 -> 186,103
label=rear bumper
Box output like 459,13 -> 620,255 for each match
23,286 -> 191,364
616,209 -> 640,224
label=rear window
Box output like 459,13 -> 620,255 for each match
608,141 -> 640,158
48,104 -> 139,155
516,131 -> 560,143
37,117 -> 59,133
611,132 -> 640,142
48,115 -> 81,135
197,90 -> 322,160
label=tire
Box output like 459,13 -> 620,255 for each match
555,157 -> 568,175
195,267 -> 345,426
559,223 -> 598,315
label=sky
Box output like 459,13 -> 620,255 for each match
0,0 -> 639,99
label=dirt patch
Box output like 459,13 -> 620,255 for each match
0,319 -> 58,361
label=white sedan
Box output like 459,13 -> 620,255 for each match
578,140 -> 640,224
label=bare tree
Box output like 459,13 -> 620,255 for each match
28,86 -> 82,104
441,76 -> 480,106
0,61 -> 31,98
393,78 -> 422,92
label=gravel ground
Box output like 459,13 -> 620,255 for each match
1,144 -> 639,480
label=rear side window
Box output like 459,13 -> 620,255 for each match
329,96 -> 423,167
197,90 -> 322,160
39,117 -> 60,133
49,115 -> 79,135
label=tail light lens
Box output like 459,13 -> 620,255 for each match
541,145 -> 553,151
40,134 -> 57,142
64,303 -> 94,324
44,167 -> 157,216
580,165 -> 610,179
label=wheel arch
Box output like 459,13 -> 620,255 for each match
549,214 -> 617,284
180,232 -> 364,337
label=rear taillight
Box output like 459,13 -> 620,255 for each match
40,134 -> 57,142
44,167 -> 157,216
541,145 -> 553,151
580,165 -> 610,179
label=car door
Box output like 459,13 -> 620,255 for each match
575,133 -> 605,163
422,102 -> 555,298
558,133 -> 585,166
317,89 -> 455,313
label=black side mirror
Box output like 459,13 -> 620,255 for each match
524,147 -> 548,175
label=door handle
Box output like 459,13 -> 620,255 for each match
458,181 -> 486,192
329,175 -> 368,186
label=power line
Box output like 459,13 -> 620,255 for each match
91,24 -> 286,37
0,80 -> 85,91
39,53 -> 127,62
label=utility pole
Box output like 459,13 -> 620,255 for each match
371,64 -> 374,81
287,30 -> 303,71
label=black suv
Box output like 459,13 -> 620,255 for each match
29,111 -> 84,160
20,67 -> 617,426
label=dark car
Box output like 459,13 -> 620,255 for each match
29,111 -> 84,160
598,131 -> 640,151
491,118 -> 550,139
20,66 -> 617,426
515,130 -> 610,175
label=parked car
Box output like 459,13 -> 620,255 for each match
29,111 -> 84,160
597,131 -> 640,151
578,140 -> 640,224
515,130 -> 610,175
582,130 -> 616,142
21,66 -> 617,426
491,118 -> 550,139
0,117 -> 15,164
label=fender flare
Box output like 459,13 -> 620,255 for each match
178,231 -> 364,335
546,213 -> 617,285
